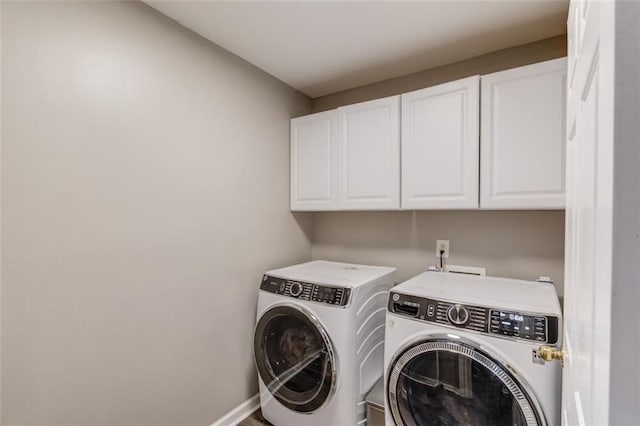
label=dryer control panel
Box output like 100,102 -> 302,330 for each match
388,291 -> 559,345
260,275 -> 351,307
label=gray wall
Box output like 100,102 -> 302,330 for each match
310,36 -> 567,296
312,35 -> 567,112
1,2 -> 311,425
312,211 -> 565,294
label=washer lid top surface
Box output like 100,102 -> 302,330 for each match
266,260 -> 396,288
393,272 -> 561,315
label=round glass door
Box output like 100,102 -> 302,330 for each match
254,305 -> 336,413
388,340 -> 542,426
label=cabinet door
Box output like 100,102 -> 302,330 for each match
337,96 -> 400,210
401,76 -> 480,209
290,110 -> 338,211
480,58 -> 567,209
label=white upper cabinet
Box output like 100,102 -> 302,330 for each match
480,58 -> 567,209
337,96 -> 400,210
290,58 -> 566,212
290,110 -> 338,211
401,76 -> 480,209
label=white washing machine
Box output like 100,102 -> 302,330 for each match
254,260 -> 396,425
384,272 -> 562,426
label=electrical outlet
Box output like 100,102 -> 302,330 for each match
436,240 -> 450,259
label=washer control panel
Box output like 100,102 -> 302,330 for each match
260,275 -> 351,307
388,291 -> 559,344
489,310 -> 548,342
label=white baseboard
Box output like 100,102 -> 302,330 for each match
211,394 -> 260,426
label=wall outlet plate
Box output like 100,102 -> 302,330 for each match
436,239 -> 450,258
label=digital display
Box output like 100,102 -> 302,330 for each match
311,285 -> 347,305
491,310 -> 547,342
317,287 -> 335,300
501,312 -> 524,322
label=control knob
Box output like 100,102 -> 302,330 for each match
447,304 -> 470,326
290,282 -> 303,297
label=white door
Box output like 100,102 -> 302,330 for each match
290,110 -> 338,211
401,76 -> 480,209
561,0 -> 638,424
481,58 -> 567,209
337,96 -> 400,210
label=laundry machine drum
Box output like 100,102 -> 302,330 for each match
254,305 -> 337,413
388,339 -> 543,426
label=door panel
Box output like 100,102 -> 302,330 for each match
563,1 -> 615,425
480,58 -> 567,209
290,110 -> 338,211
388,340 -> 542,426
337,96 -> 400,210
401,76 -> 479,209
254,305 -> 337,412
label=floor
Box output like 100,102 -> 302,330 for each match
238,409 -> 271,426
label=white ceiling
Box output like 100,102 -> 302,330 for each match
146,1 -> 569,98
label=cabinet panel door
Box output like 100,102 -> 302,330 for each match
290,110 -> 338,211
481,58 -> 567,209
401,76 -> 480,209
337,96 -> 400,210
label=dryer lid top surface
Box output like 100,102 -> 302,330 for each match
266,260 -> 396,288
394,271 -> 561,315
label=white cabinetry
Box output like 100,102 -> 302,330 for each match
401,76 -> 480,209
290,58 -> 566,212
338,96 -> 400,210
290,110 -> 338,211
480,58 -> 567,209
290,97 -> 400,211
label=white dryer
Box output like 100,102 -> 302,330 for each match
384,272 -> 562,426
254,260 -> 395,425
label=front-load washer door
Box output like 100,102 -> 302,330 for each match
254,304 -> 337,413
388,339 -> 543,426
